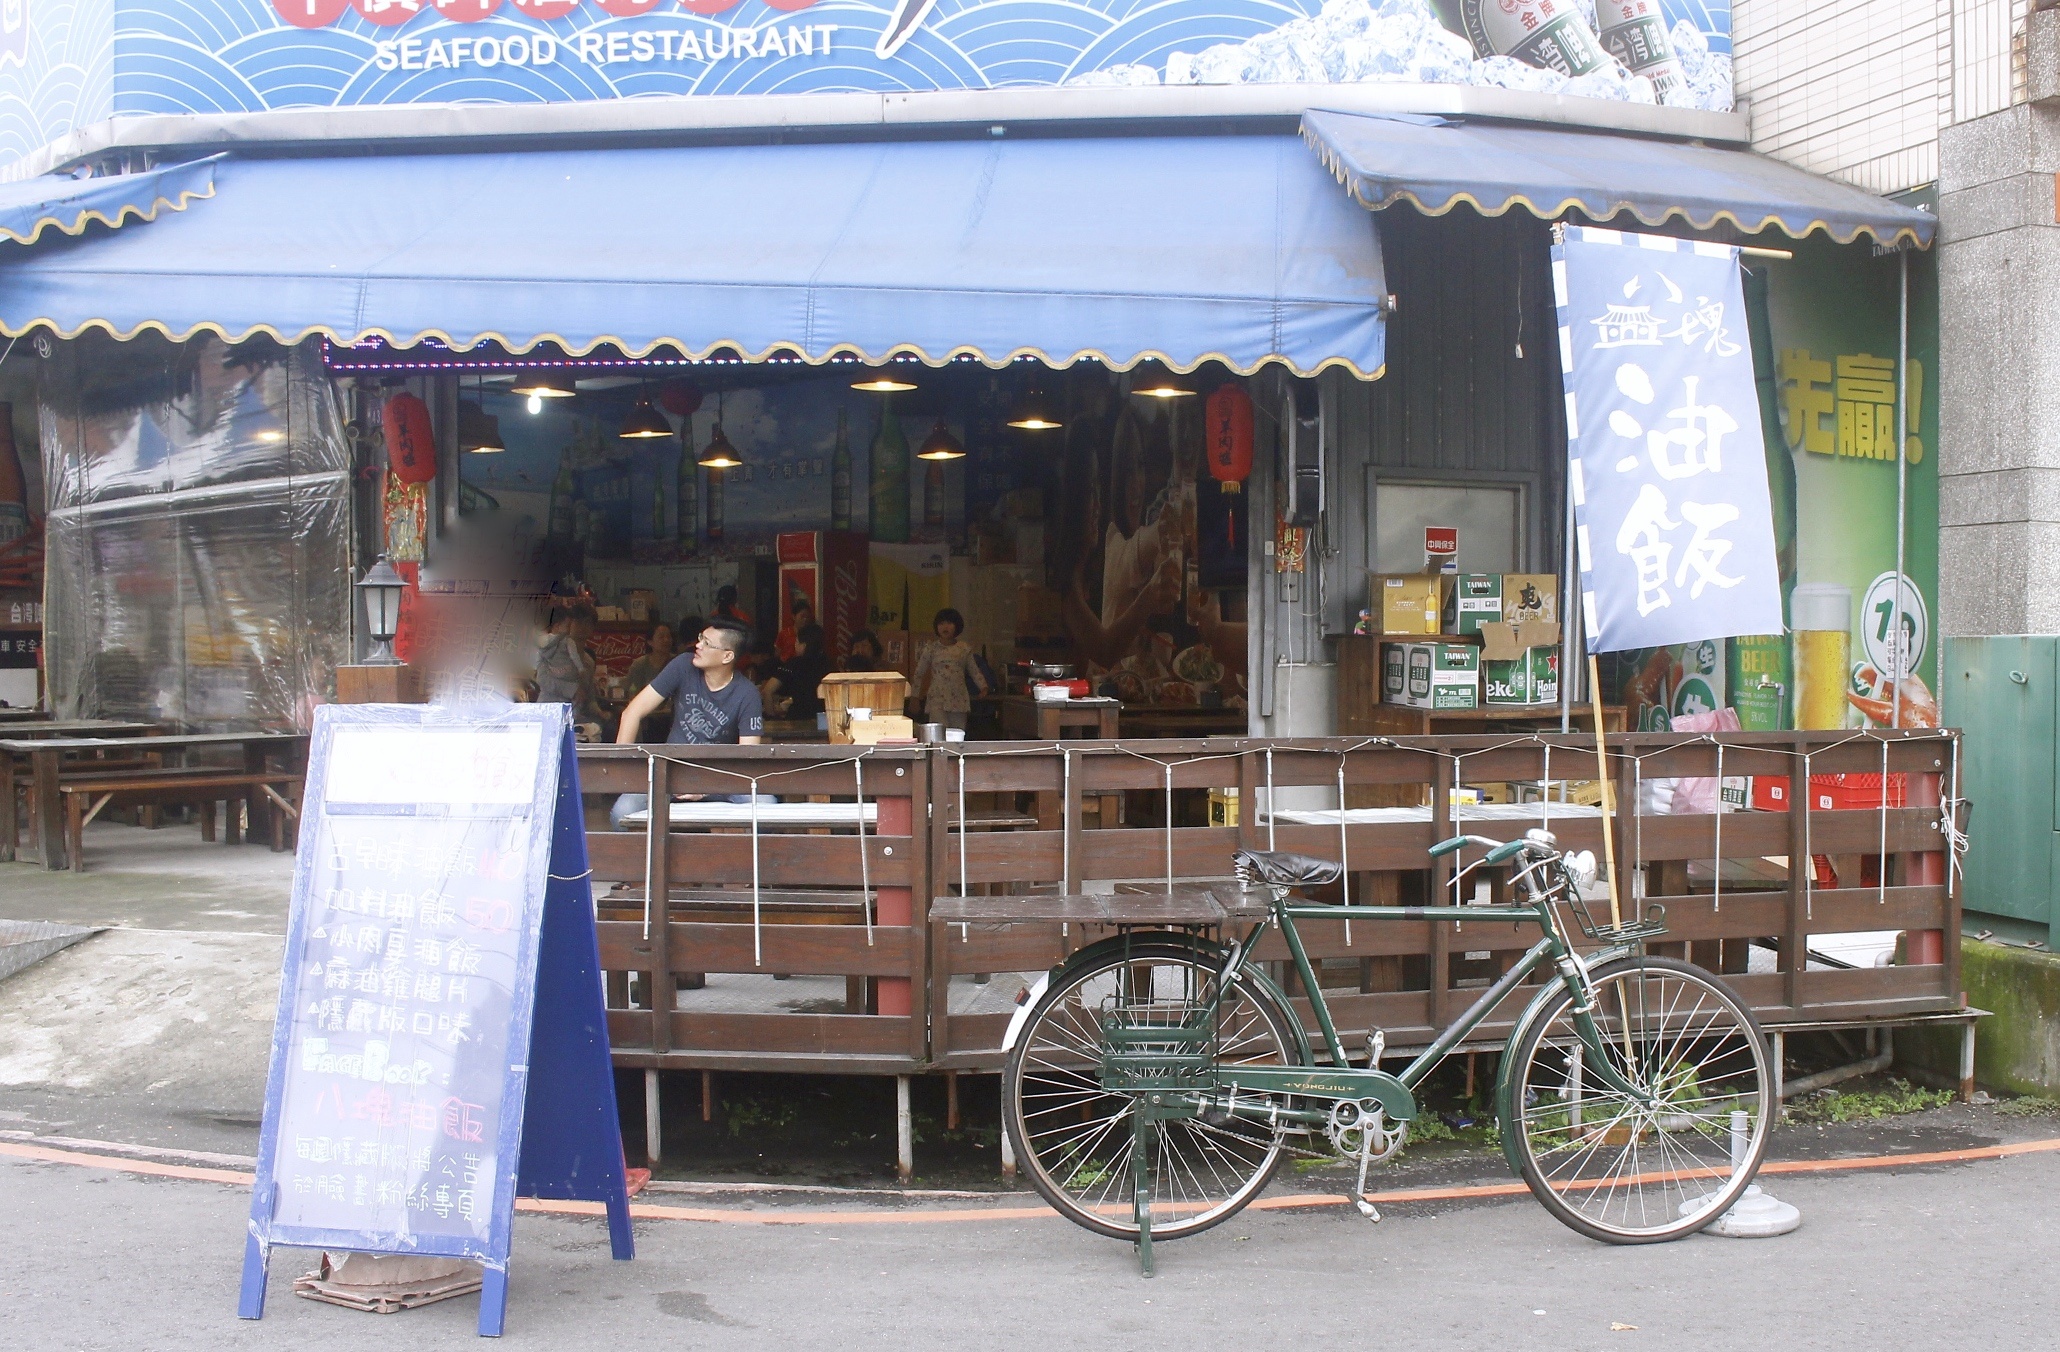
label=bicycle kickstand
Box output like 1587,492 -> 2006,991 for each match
1131,1106 -> 1155,1277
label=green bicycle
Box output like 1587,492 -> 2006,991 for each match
1000,833 -> 1774,1271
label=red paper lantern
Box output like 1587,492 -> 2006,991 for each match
658,380 -> 703,417
383,392 -> 438,485
1204,384 -> 1254,494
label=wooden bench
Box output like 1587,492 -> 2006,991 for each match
59,769 -> 304,872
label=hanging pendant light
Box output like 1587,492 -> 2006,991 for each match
1007,381 -> 1062,430
1130,361 -> 1195,399
697,392 -> 742,469
460,376 -> 506,454
851,360 -> 918,392
510,369 -> 577,400
619,385 -> 674,440
915,416 -> 966,461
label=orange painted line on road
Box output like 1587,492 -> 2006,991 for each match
8,1134 -> 2060,1226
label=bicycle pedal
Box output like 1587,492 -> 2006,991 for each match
1355,1199 -> 1381,1223
1365,1029 -> 1386,1066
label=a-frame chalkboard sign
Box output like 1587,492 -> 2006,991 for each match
237,703 -> 633,1337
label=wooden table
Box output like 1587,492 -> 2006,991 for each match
1001,697 -> 1122,829
1116,704 -> 1248,738
0,708 -> 52,723
0,730 -> 307,869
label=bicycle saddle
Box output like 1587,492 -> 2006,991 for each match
1233,849 -> 1343,888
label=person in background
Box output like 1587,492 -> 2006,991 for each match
776,596 -> 816,661
764,623 -> 832,721
845,628 -> 884,672
610,619 -> 766,825
713,584 -> 751,629
621,623 -> 677,742
535,601 -> 605,732
911,607 -> 984,732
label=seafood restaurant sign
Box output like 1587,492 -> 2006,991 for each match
0,1 -> 1733,163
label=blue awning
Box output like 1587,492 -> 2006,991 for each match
0,156 -> 220,246
0,136 -> 1386,378
1302,111 -> 1934,249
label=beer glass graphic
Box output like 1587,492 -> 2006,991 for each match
1791,583 -> 1852,729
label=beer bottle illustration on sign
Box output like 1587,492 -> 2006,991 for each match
675,426 -> 698,555
831,407 -> 853,530
548,451 -> 577,546
868,395 -> 909,543
1456,0 -> 1607,78
706,465 -> 725,544
1593,0 -> 1684,98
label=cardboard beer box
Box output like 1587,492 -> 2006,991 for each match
1444,573 -> 1560,636
1384,640 -> 1479,710
1368,573 -> 1443,635
1479,616 -> 1562,706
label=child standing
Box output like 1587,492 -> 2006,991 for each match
911,608 -> 985,732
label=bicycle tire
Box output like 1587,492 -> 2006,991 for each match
1504,955 -> 1773,1244
1002,937 -> 1301,1242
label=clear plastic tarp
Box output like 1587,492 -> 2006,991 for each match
39,333 -> 352,730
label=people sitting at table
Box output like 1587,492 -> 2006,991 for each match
622,623 -> 677,742
610,618 -> 766,826
844,628 -> 884,672
763,623 -> 832,721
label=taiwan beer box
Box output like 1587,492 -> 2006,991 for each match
1368,573 -> 1443,635
1382,641 -> 1479,710
1479,617 -> 1562,706
1442,573 -> 1560,636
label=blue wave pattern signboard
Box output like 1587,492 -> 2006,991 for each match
1,1 -> 1730,168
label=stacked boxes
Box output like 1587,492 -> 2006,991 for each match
1361,571 -> 1563,709
1381,640 -> 1481,710
1367,574 -> 1444,635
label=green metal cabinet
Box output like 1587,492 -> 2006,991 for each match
1942,636 -> 2060,944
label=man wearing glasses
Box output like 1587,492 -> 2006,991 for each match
609,619 -> 766,825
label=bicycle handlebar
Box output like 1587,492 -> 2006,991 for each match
1428,834 -> 1503,858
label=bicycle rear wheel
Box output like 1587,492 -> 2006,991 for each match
1002,939 -> 1300,1241
1505,955 -> 1772,1243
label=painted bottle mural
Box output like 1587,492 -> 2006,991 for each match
1454,0 -> 1607,78
868,395 -> 908,543
706,466 -> 725,543
651,457 -> 667,538
1593,1 -> 1683,98
0,405 -> 28,547
923,461 -> 945,531
675,429 -> 698,554
831,407 -> 852,531
548,452 -> 577,546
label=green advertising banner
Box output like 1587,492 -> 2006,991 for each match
1600,231 -> 1939,735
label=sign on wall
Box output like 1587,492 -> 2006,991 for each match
1554,225 -> 1783,654
2,1 -> 1734,168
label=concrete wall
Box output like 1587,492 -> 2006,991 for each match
1903,940 -> 2060,1097
1934,102 -> 2060,637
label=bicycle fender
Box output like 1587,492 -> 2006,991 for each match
1493,945 -> 1633,1176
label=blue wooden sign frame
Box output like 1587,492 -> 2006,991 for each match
237,703 -> 632,1337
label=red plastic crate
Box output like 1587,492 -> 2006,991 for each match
1750,773 -> 1907,812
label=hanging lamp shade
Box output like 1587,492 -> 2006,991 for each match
1204,383 -> 1254,493
916,417 -> 966,461
619,397 -> 673,439
697,420 -> 742,469
1130,361 -> 1195,399
1007,383 -> 1061,430
458,400 -> 505,453
509,369 -> 577,399
382,390 -> 438,484
851,367 -> 919,392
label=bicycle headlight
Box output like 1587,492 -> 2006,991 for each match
1566,850 -> 1598,888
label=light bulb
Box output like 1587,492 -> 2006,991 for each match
527,393 -> 542,415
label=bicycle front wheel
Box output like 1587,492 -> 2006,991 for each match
1002,939 -> 1300,1242
1505,955 -> 1773,1243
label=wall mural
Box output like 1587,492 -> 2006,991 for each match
1,1 -> 1733,168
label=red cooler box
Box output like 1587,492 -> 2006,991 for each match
776,530 -> 869,662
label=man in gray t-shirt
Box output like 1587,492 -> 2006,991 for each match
611,620 -> 764,824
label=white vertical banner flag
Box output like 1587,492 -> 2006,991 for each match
1553,227 -> 1784,653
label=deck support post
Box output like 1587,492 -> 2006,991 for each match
896,1075 -> 914,1182
644,1069 -> 662,1165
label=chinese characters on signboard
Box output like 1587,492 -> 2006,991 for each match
1553,226 -> 1783,653
1777,347 -> 1924,465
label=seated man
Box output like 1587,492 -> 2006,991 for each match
610,619 -> 767,826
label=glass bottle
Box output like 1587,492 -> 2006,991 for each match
675,430 -> 698,554
867,395 -> 908,543
831,407 -> 852,531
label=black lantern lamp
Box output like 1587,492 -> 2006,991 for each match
1129,360 -> 1195,399
356,554 -> 406,665
697,391 -> 743,468
915,416 -> 966,461
509,369 -> 577,400
1007,381 -> 1062,430
618,386 -> 673,440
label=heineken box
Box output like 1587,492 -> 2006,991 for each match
1479,618 -> 1562,706
1442,573 -> 1559,636
1382,640 -> 1479,710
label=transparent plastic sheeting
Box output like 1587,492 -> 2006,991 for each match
39,333 -> 352,731
256,701 -> 562,1253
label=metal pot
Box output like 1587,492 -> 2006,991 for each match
1027,662 -> 1075,680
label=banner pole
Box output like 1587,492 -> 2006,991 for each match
1588,654 -> 1622,928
